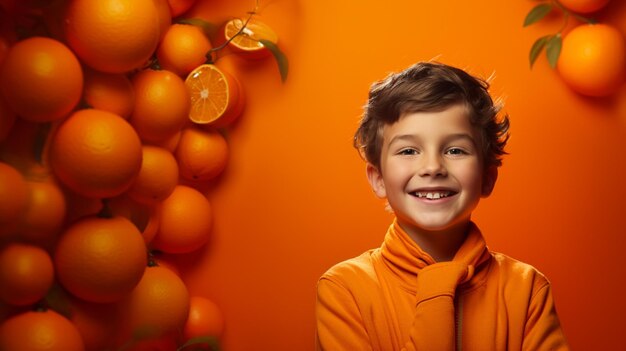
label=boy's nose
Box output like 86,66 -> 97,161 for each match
418,153 -> 447,177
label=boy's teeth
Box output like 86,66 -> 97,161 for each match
415,191 -> 451,199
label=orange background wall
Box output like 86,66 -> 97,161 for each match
178,0 -> 626,350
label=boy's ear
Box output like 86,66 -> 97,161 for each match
481,166 -> 498,197
366,163 -> 387,199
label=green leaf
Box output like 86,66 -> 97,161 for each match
529,35 -> 551,68
177,18 -> 219,39
545,34 -> 562,69
523,3 -> 553,27
177,336 -> 221,351
260,39 -> 289,82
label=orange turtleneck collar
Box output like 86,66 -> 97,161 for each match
379,219 -> 491,293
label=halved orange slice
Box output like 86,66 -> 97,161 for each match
185,64 -> 244,127
224,17 -> 278,59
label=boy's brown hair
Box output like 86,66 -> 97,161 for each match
354,61 -> 510,170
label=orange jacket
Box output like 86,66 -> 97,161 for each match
316,219 -> 569,350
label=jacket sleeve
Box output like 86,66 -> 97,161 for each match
522,282 -> 569,351
315,277 -> 373,351
316,262 -> 468,351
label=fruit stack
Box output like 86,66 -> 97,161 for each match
0,0 -> 284,349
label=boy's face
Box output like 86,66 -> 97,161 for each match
366,104 -> 496,237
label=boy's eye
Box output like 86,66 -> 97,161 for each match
398,148 -> 418,155
446,148 -> 467,155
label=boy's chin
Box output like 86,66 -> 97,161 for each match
398,217 -> 472,234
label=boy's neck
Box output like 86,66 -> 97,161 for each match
397,219 -> 471,262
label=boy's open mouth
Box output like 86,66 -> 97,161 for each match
410,191 -> 456,200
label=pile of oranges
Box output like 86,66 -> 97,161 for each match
0,0 -> 281,349
524,0 -> 626,97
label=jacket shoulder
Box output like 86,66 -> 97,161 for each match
319,249 -> 380,289
489,251 -> 551,289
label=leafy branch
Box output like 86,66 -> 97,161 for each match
177,0 -> 288,82
523,0 -> 596,68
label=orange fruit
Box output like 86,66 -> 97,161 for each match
54,215 -> 147,303
558,0 -> 610,13
183,296 -> 225,342
64,0 -> 160,73
0,36 -> 83,122
122,265 -> 190,342
151,185 -> 212,253
224,17 -> 279,60
0,302 -> 21,327
108,194 -> 162,244
0,243 -> 54,306
157,23 -> 212,77
166,0 -> 197,17
185,64 -> 244,127
83,69 -> 136,119
128,145 -> 179,204
0,96 -> 16,142
0,162 -> 29,236
19,166 -> 66,247
175,127 -> 229,182
68,297 -> 121,351
50,109 -> 143,199
153,0 -> 172,41
130,69 -> 190,143
557,23 -> 626,97
153,129 -> 182,152
150,252 -> 181,276
0,309 -> 85,351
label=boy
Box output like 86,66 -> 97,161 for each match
315,62 -> 568,350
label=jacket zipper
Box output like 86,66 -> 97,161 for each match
455,294 -> 463,351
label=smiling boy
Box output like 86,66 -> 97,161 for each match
315,62 -> 568,350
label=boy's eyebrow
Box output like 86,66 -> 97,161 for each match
444,133 -> 477,145
388,134 -> 418,147
388,133 -> 477,146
